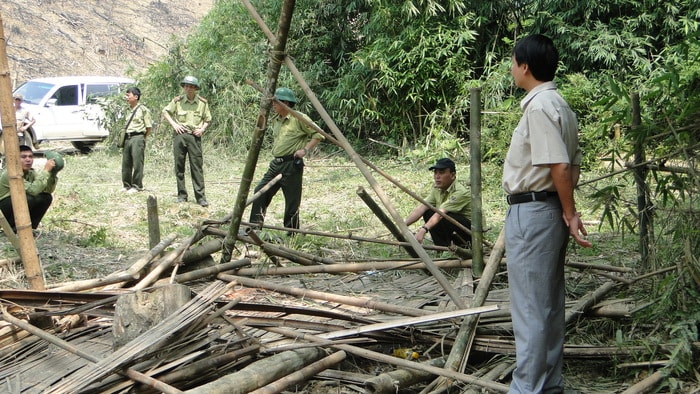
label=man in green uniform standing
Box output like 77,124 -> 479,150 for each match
121,87 -> 152,193
162,75 -> 211,207
249,87 -> 323,233
404,158 -> 472,247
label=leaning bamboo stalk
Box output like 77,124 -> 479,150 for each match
219,173 -> 283,223
241,9 -> 466,309
249,350 -> 347,394
1,307 -> 183,394
0,215 -> 21,251
264,326 -> 509,393
219,0 -> 294,264
218,274 -> 430,317
0,17 -> 44,290
357,186 -> 418,258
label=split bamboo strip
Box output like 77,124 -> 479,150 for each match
1,307 -> 183,394
317,306 -> 498,340
264,326 -> 509,392
218,274 -> 430,317
48,281 -> 232,393
248,350 -> 347,394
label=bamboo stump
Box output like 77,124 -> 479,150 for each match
112,284 -> 191,349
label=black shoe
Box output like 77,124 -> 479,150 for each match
177,197 -> 187,203
197,199 -> 209,207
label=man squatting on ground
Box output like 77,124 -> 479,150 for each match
503,34 -> 592,394
0,145 -> 59,231
121,87 -> 153,193
249,87 -> 324,234
404,157 -> 472,248
162,75 -> 211,207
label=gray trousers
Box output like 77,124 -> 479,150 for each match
505,197 -> 568,394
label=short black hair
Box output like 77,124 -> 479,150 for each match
126,87 -> 141,99
19,145 -> 32,153
512,34 -> 559,82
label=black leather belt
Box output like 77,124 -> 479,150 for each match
125,132 -> 144,138
507,191 -> 558,205
273,154 -> 295,163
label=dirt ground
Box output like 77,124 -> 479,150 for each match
2,0 -> 214,85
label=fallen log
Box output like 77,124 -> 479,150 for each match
185,347 -> 328,394
249,350 -> 346,394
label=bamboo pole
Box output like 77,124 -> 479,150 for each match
357,186 -> 418,258
219,0 -> 295,264
219,173 -> 282,223
620,370 -> 664,394
185,347 -> 327,394
365,357 -> 446,394
218,273 -> 430,317
0,213 -> 20,251
233,258 -> 481,277
469,87 -> 484,276
241,0 -> 466,309
248,350 -> 347,394
132,234 -> 198,290
428,227 -> 506,392
1,307 -> 184,394
264,326 -> 509,392
631,92 -> 652,269
147,195 -> 161,250
0,13 -> 44,290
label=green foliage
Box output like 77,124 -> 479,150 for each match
79,227 -> 108,247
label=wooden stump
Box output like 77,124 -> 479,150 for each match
112,284 -> 191,349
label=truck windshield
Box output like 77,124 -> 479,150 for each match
13,81 -> 56,105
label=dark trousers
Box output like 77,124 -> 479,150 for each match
422,211 -> 472,247
173,133 -> 205,201
0,193 -> 53,231
122,134 -> 146,190
249,158 -> 304,229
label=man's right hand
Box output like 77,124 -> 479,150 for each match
44,159 -> 56,172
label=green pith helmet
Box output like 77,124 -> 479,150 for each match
44,151 -> 65,173
274,87 -> 297,103
180,75 -> 200,89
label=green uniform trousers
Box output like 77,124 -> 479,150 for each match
122,133 -> 146,190
249,157 -> 303,230
173,133 -> 205,201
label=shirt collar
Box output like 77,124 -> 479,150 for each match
520,81 -> 557,110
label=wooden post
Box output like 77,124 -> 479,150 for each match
147,195 -> 161,250
356,186 -> 418,258
469,87 -> 484,277
631,92 -> 651,269
220,0 -> 295,264
0,13 -> 45,290
241,4 -> 467,309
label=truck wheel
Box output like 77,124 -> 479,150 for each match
71,141 -> 97,153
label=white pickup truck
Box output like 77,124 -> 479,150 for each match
12,76 -> 134,152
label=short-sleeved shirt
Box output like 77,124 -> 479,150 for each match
502,81 -> 582,195
125,105 -> 153,134
15,108 -> 34,126
270,112 -> 324,157
425,179 -> 471,217
0,169 -> 57,201
163,95 -> 211,131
